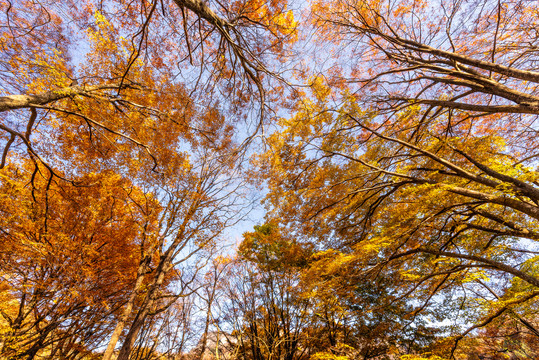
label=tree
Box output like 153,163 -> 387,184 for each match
260,0 -> 539,357
0,0 -> 297,176
301,248 -> 440,359
0,160 -> 154,360
1,0 -> 298,359
216,224 -> 313,360
128,288 -> 198,360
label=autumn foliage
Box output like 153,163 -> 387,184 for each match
1,0 -> 539,360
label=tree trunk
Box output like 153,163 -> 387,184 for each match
102,258 -> 149,360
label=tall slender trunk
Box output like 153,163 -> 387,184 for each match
114,193 -> 201,360
115,305 -> 152,360
198,283 -> 217,359
115,258 -> 172,360
102,259 -> 148,360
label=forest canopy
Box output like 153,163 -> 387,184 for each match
1,0 -> 538,359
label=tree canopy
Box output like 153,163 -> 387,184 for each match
1,0 -> 539,360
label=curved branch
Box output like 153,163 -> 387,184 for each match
0,84 -> 120,112
392,247 -> 539,288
